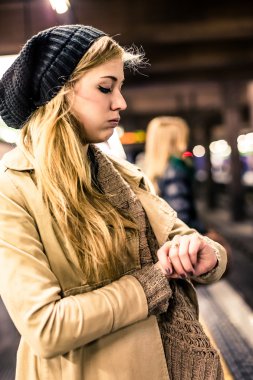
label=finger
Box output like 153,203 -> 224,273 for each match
178,235 -> 195,275
155,259 -> 180,279
169,236 -> 187,277
188,233 -> 202,267
157,242 -> 173,276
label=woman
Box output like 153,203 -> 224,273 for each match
144,116 -> 206,232
0,25 -> 227,380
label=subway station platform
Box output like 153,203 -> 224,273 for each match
197,201 -> 253,379
0,205 -> 252,379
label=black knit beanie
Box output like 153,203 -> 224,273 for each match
0,24 -> 106,129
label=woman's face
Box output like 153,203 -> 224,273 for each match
70,57 -> 127,143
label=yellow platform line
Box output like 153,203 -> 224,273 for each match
200,317 -> 234,380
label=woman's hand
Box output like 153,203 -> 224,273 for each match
156,233 -> 218,278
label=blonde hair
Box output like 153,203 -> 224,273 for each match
144,116 -> 189,188
20,36 -> 143,283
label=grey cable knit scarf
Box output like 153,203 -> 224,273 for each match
90,145 -> 224,380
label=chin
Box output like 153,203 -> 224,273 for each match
95,139 -> 108,144
88,137 -> 110,144
87,130 -> 114,144
97,134 -> 111,143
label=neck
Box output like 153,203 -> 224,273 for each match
83,144 -> 89,156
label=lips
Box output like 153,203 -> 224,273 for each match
107,118 -> 120,127
108,118 -> 120,123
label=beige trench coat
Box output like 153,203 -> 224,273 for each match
0,147 -> 227,380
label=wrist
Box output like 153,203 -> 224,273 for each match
132,264 -> 172,316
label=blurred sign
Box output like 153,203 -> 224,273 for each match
120,130 -> 146,145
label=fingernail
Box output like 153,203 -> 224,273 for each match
165,268 -> 172,275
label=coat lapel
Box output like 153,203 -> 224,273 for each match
135,187 -> 177,246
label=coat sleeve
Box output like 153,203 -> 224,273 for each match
0,170 -> 148,359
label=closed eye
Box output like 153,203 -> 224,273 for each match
98,85 -> 112,94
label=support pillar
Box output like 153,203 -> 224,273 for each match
222,81 -> 245,221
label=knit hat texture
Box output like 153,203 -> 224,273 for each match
0,24 -> 106,129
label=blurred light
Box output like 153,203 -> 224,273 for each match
209,139 -> 231,157
0,55 -> 17,78
120,130 -> 146,145
193,145 -> 205,157
0,55 -> 22,144
237,132 -> 253,154
210,155 -> 224,166
242,171 -> 253,186
116,126 -> 124,138
195,169 -> 208,182
209,139 -> 231,184
0,124 -> 19,144
49,0 -> 70,14
182,151 -> 193,158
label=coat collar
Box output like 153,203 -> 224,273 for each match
1,145 -> 144,186
1,146 -> 34,171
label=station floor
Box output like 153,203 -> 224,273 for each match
196,202 -> 253,380
0,204 -> 252,379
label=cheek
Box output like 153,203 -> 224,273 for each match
71,96 -> 89,120
71,89 -> 107,123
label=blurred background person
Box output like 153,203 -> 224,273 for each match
144,116 -> 206,232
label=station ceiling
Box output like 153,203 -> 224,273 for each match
1,0 -> 253,119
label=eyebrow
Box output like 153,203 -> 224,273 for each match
100,76 -> 125,82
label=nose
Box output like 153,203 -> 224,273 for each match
111,90 -> 127,111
